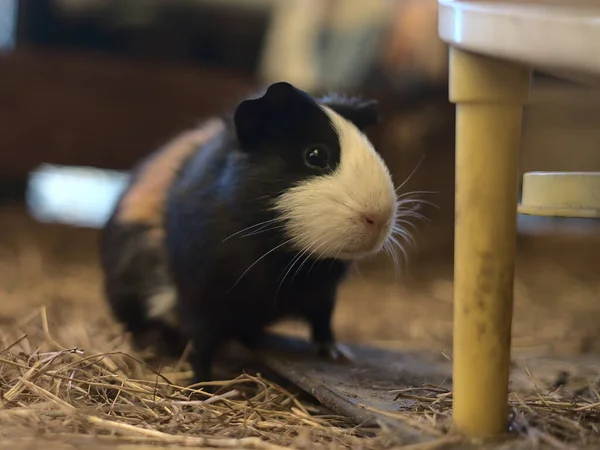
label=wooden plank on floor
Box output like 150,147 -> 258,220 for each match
252,335 -> 452,444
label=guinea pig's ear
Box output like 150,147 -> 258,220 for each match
234,82 -> 311,150
321,95 -> 380,130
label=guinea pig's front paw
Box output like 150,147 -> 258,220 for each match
316,341 -> 355,364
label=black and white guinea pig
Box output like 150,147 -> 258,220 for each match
100,81 -> 399,384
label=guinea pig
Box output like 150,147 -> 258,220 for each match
100,81 -> 399,385
100,118 -> 226,357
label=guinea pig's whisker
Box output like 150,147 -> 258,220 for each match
395,153 -> 426,193
392,230 -> 417,255
227,238 -> 294,293
276,240 -> 317,293
321,240 -> 345,274
294,237 -> 335,280
394,220 -> 416,234
387,234 -> 409,274
275,235 -> 333,300
240,223 -> 287,239
396,214 -> 427,226
392,227 -> 418,251
394,218 -> 419,232
395,204 -> 424,216
396,191 -> 439,200
392,226 -> 417,250
395,196 -> 437,209
395,208 -> 423,220
401,199 -> 439,211
332,240 -> 345,261
325,236 -> 348,271
396,189 -> 439,198
292,240 -> 335,292
393,215 -> 416,228
391,221 -> 410,235
352,261 -> 365,281
398,205 -> 428,214
396,209 -> 429,223
395,193 -> 439,222
281,235 -> 324,280
391,243 -> 403,281
383,240 -> 401,282
306,236 -> 340,277
222,218 -> 283,242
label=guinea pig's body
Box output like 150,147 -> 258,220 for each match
100,82 -> 398,384
100,119 -> 225,356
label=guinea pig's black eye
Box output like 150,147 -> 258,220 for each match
304,144 -> 330,170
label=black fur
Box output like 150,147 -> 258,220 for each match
318,92 -> 379,130
100,221 -> 186,356
101,82 -> 381,384
100,143 -> 194,358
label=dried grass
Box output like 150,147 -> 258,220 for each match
0,307 -> 394,449
389,379 -> 600,450
1,306 -> 599,450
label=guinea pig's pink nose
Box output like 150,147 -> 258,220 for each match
361,211 -> 389,228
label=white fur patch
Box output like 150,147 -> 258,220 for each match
273,106 -> 397,260
147,288 -> 179,326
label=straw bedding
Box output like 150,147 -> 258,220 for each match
2,307 -> 600,450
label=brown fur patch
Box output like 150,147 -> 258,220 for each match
116,118 -> 225,228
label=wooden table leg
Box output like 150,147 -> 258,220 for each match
449,47 -> 530,438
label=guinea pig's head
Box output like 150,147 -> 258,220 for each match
233,82 -> 397,260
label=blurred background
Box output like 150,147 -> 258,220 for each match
1,0 -> 600,361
